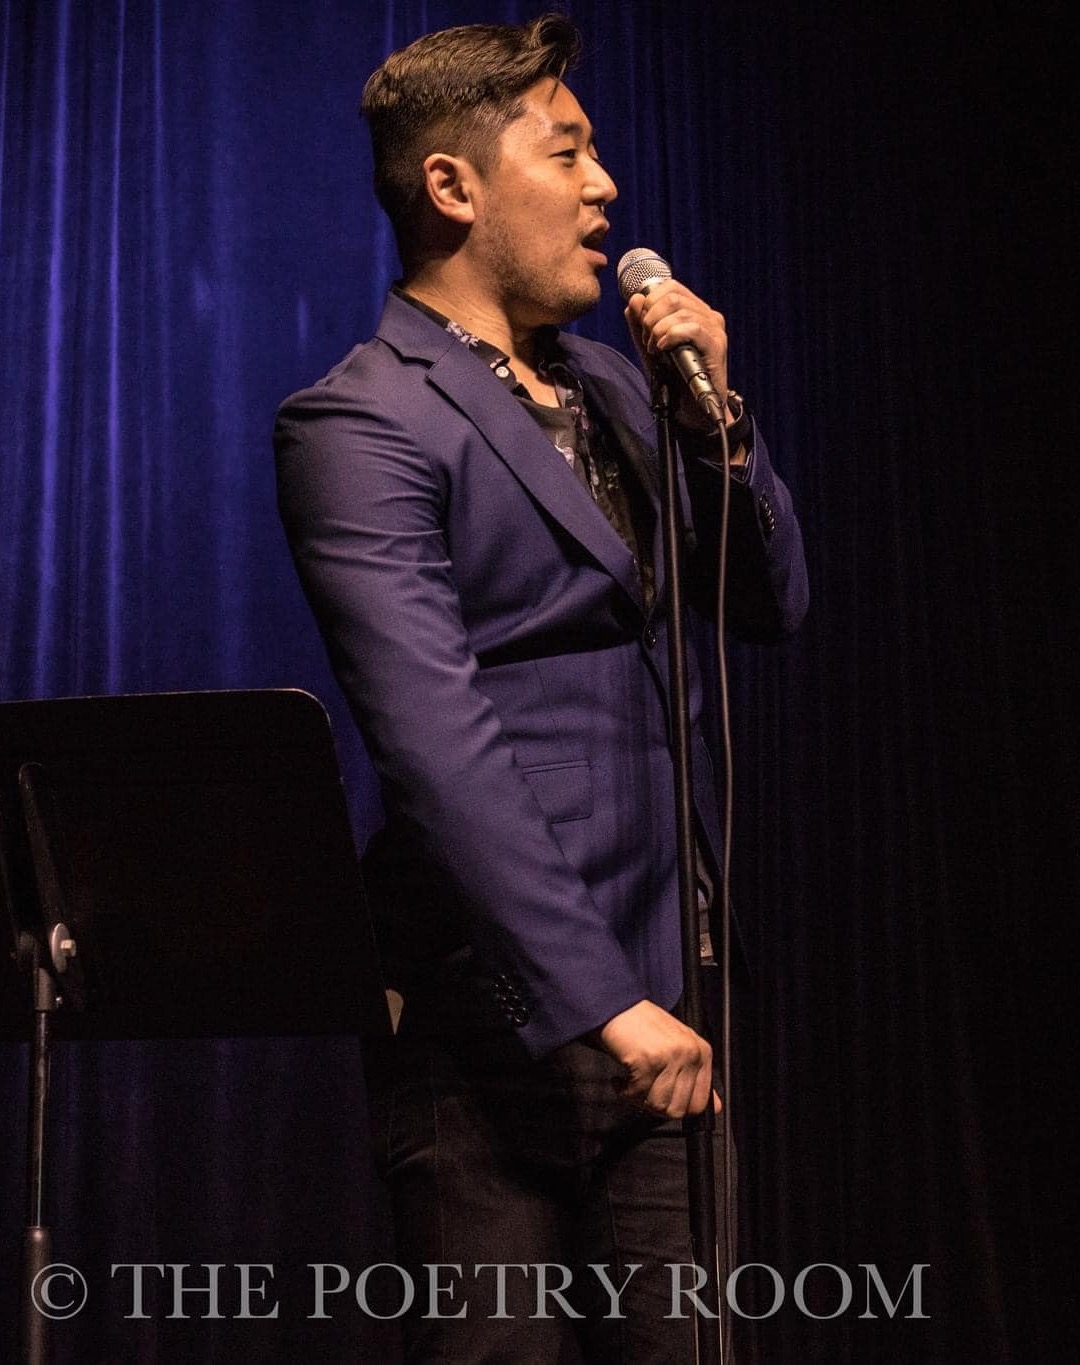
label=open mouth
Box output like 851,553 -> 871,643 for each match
581,223 -> 609,262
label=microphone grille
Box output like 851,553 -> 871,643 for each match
617,247 -> 672,302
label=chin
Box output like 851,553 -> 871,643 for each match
551,280 -> 603,325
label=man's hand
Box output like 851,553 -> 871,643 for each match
623,277 -> 730,433
596,999 -> 721,1119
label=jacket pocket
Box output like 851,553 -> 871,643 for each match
521,759 -> 593,823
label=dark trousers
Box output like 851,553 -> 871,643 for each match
367,1012 -> 734,1364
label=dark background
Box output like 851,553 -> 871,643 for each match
1,1 -> 1075,1360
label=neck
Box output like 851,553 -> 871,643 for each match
403,264 -> 544,374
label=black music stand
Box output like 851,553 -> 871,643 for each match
0,689 -> 391,1365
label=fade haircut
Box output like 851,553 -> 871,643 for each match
361,14 -> 581,263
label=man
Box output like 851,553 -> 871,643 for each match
275,15 -> 807,1362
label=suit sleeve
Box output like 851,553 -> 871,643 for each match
681,421 -> 810,641
590,341 -> 809,639
274,386 -> 648,1057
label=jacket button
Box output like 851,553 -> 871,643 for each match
643,624 -> 657,649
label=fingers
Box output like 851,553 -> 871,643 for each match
623,278 -> 728,381
598,999 -> 719,1120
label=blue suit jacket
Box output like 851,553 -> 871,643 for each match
275,291 -> 808,1056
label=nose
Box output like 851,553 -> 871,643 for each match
586,155 -> 618,206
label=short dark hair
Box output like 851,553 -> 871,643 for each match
361,14 -> 581,263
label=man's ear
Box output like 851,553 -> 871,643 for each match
421,153 -> 478,226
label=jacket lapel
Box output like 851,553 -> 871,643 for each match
378,296 -> 647,611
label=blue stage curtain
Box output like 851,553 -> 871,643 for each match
1,2 -> 1073,1361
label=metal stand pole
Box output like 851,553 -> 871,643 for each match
21,936 -> 58,1365
654,377 -> 722,1365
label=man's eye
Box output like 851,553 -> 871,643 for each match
557,149 -> 577,161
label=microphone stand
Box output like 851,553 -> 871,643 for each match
652,373 -> 726,1365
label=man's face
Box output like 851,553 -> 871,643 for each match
469,79 -> 618,329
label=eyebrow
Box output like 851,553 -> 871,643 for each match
549,119 -> 594,142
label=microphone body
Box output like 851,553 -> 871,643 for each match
616,248 -> 726,426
